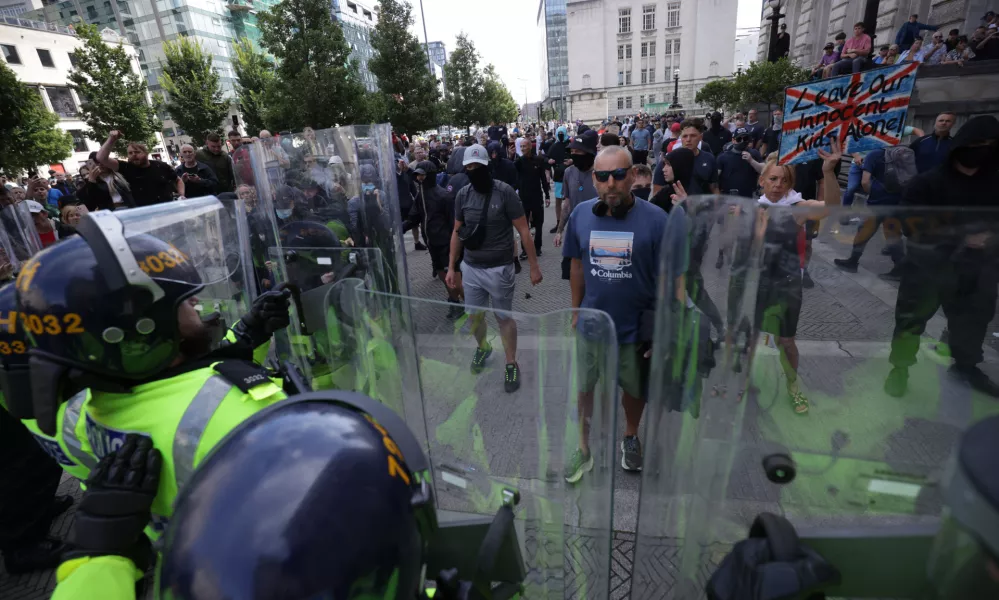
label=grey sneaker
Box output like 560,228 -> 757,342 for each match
564,448 -> 593,484
471,343 -> 492,374
621,435 -> 643,472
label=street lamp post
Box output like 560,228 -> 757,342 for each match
671,69 -> 682,109
766,0 -> 785,63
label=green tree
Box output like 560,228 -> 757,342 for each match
478,64 -> 518,125
695,78 -> 741,112
442,33 -> 484,131
0,62 -> 72,175
540,104 -> 559,122
734,58 -> 810,111
159,37 -> 229,146
68,23 -> 160,150
368,0 -> 440,134
258,0 -> 369,129
232,38 -> 277,135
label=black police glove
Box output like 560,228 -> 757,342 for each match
232,283 -> 292,347
65,434 -> 162,572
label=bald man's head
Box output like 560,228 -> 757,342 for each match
180,143 -> 197,165
593,146 -> 636,208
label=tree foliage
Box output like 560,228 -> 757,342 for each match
735,58 -> 811,110
442,33 -> 484,130
159,37 -> 228,146
67,23 -> 160,151
479,64 -> 518,125
540,104 -> 559,122
695,79 -> 740,112
0,62 -> 72,175
258,0 -> 370,129
369,0 -> 440,134
232,38 -> 277,136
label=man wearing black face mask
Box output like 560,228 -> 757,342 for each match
717,127 -> 763,198
702,112 -> 732,158
547,126 -> 571,233
554,130 -> 599,280
885,115 -> 999,399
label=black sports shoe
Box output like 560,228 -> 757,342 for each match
535,248 -> 542,257
802,269 -> 814,288
514,259 -> 522,274
519,251 -> 528,260
950,365 -> 999,398
878,267 -> 903,282
471,343 -> 492,374
884,366 -> 908,397
415,242 -> 427,251
621,435 -> 643,472
3,537 -> 66,575
504,363 -> 521,393
833,258 -> 859,272
549,225 -> 558,234
446,301 -> 465,321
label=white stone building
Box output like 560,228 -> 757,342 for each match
734,26 -> 760,71
1,18 -> 164,175
757,0 -> 991,68
566,0 -> 738,123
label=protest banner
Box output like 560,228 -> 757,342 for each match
777,62 -> 919,165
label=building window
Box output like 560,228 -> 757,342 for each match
68,52 -> 78,68
363,9 -> 372,20
640,94 -> 646,107
618,71 -> 624,86
625,70 -> 632,85
46,87 -> 77,117
37,49 -> 55,68
641,42 -> 648,57
649,68 -> 655,83
617,97 -> 624,110
641,68 -> 647,84
618,8 -> 631,34
618,44 -> 624,60
625,96 -> 633,109
2,44 -> 20,65
709,61 -> 719,77
69,130 -> 88,153
649,41 -> 656,56
582,74 -> 591,88
642,5 -> 655,30
649,94 -> 656,104
626,44 -> 632,58
667,2 -> 681,28
347,1 -> 357,13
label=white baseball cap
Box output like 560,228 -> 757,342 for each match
328,155 -> 344,165
26,200 -> 45,214
462,144 -> 489,167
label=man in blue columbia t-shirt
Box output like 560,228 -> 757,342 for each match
561,146 -> 687,482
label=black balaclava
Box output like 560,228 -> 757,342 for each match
467,167 -> 493,194
572,152 -> 595,173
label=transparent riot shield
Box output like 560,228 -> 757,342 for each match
112,196 -> 253,345
338,286 -> 618,598
237,125 -> 409,298
0,223 -> 20,277
632,200 -> 999,599
1,202 -> 43,263
267,245 -> 386,387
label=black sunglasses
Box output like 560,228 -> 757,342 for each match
594,168 -> 630,182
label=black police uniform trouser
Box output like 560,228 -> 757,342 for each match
848,214 -> 903,265
522,201 -> 544,252
889,258 -> 999,369
0,408 -> 63,554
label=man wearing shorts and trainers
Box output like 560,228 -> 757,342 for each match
554,129 -> 599,280
446,144 -> 543,393
562,146 -> 681,480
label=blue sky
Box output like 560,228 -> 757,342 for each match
407,0 -> 762,103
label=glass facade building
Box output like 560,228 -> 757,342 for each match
331,0 -> 377,93
537,0 -> 567,120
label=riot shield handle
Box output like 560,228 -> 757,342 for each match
284,283 -> 309,335
280,360 -> 312,395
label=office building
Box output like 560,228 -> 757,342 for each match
734,26 -> 758,71
0,18 -> 163,173
332,0 -> 378,92
566,0 -> 738,123
0,0 -> 40,18
423,40 -> 445,68
538,0 -> 568,120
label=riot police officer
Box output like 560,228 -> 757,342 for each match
16,203 -> 294,542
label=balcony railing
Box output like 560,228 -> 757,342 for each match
0,15 -> 75,35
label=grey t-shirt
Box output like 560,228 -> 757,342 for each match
563,165 -> 597,214
455,180 -> 525,268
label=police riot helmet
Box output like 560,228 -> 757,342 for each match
0,282 -> 33,419
159,391 -> 437,599
15,211 -> 206,432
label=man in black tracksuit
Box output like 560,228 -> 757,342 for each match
515,140 -> 551,258
405,161 -> 464,320
487,141 -> 519,190
546,126 -> 571,233
885,115 -> 999,398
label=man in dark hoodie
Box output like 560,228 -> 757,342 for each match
885,115 -> 999,399
702,112 -> 733,158
487,140 -> 519,191
515,138 -> 551,259
547,126 -> 571,233
405,161 -> 464,320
